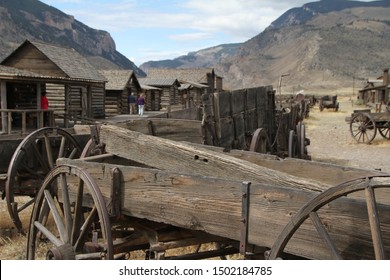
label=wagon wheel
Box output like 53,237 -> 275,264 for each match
288,130 -> 298,158
378,122 -> 390,140
296,122 -> 307,159
349,113 -> 377,144
249,128 -> 270,154
27,164 -> 113,260
267,175 -> 390,260
5,127 -> 82,232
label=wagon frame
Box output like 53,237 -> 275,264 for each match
347,109 -> 390,144
25,124 -> 390,260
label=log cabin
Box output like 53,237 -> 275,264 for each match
140,84 -> 163,111
179,81 -> 209,109
139,78 -> 181,112
1,40 -> 107,129
99,70 -> 141,116
358,68 -> 389,109
146,67 -> 223,94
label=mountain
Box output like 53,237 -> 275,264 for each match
0,0 -> 145,76
140,43 -> 240,73
142,0 -> 390,91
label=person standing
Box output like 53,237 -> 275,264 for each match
41,91 -> 49,126
137,94 -> 145,116
128,92 -> 136,114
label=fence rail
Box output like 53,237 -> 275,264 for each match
0,109 -> 54,134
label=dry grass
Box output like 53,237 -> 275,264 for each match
0,198 -> 30,260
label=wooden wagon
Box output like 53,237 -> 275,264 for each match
25,124 -> 390,260
1,86 -> 309,233
346,109 -> 390,144
319,95 -> 339,112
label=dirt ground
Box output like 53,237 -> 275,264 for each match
1,90 -> 390,260
305,94 -> 390,173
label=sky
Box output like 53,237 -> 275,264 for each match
38,0 -> 376,66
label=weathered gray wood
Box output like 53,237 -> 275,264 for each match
233,114 -> 246,149
57,158 -> 390,259
231,89 -> 245,115
109,118 -> 204,143
100,124 -> 330,192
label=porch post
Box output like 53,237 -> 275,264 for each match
1,81 -> 7,133
36,84 -> 43,128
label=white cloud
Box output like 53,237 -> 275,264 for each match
169,32 -> 213,42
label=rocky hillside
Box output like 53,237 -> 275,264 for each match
140,43 -> 240,72
142,0 -> 390,92
0,0 -> 145,76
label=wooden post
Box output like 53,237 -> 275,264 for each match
22,111 -> 26,134
36,84 -> 43,128
7,111 -> 12,134
64,85 -> 70,128
1,81 -> 7,133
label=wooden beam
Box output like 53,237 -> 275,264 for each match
100,124 -> 330,192
57,158 -> 390,260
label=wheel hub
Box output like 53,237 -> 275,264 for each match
46,244 -> 76,260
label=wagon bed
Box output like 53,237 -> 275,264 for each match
26,124 -> 390,260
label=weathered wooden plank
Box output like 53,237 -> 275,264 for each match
218,117 -> 235,149
57,158 -> 390,259
233,114 -> 246,149
109,118 -> 204,143
100,124 -> 330,192
246,88 -> 257,110
215,91 -> 231,118
231,89 -> 245,115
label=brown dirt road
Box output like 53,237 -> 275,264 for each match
305,95 -> 390,173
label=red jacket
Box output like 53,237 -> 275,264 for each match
41,96 -> 49,110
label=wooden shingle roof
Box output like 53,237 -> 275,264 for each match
1,40 -> 106,83
99,70 -> 140,91
139,77 -> 180,87
0,64 -> 88,83
147,68 -> 217,84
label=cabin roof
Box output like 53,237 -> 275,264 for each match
0,64 -> 90,84
1,40 -> 106,83
147,68 -> 219,84
139,77 -> 180,87
99,70 -> 140,91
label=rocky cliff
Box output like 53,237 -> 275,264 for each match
0,0 -> 145,76
142,0 -> 390,92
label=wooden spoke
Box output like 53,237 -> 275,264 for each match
268,176 -> 390,260
60,173 -> 73,240
44,134 -> 55,169
27,164 -> 113,260
6,127 -> 82,232
365,185 -> 385,259
31,141 -> 51,173
44,189 -> 68,243
74,207 -> 98,252
58,136 -> 66,159
309,212 -> 342,259
71,179 -> 84,245
33,221 -> 63,247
